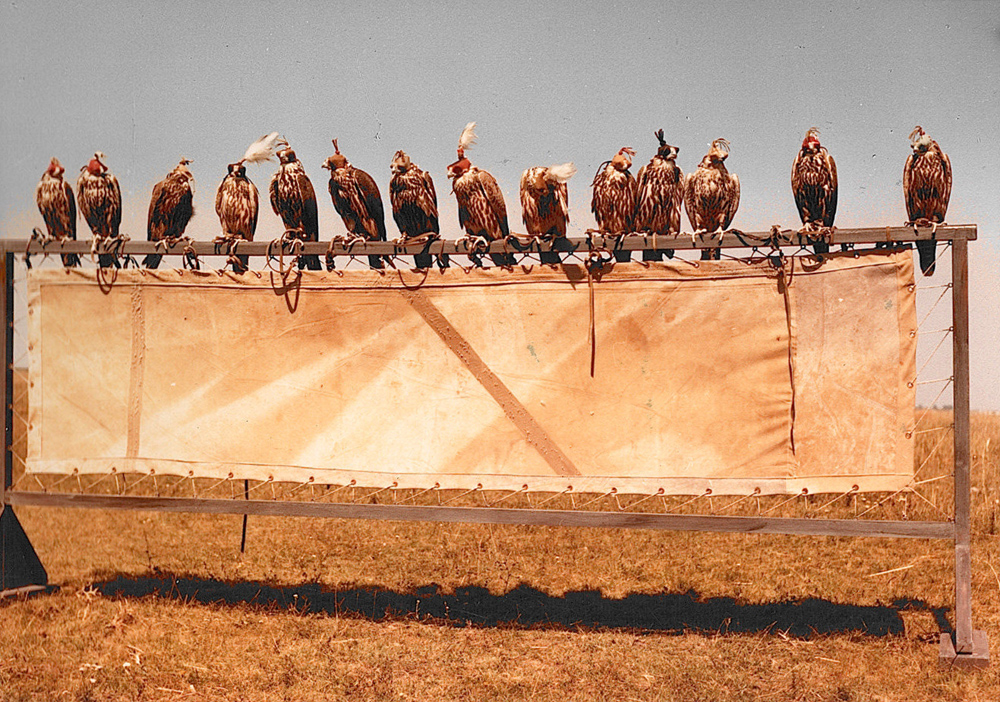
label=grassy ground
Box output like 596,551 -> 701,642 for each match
4,403 -> 1000,699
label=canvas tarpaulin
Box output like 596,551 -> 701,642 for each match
26,250 -> 916,496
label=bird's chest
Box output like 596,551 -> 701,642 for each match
694,169 -> 726,197
603,168 -> 632,191
910,155 -> 944,188
392,173 -> 421,202
331,170 -> 357,197
276,170 -> 301,199
39,179 -> 63,203
453,175 -> 481,203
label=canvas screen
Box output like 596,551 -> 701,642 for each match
26,250 -> 916,496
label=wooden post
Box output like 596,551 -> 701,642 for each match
1,247 -> 11,506
0,245 -> 48,596
951,238 -> 974,653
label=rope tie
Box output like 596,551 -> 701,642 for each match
585,247 -> 614,377
24,228 -> 52,268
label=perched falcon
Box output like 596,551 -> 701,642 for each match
35,157 -> 79,267
520,162 -> 576,264
447,122 -> 514,267
791,127 -> 838,254
270,144 -> 321,270
216,133 -> 283,271
684,138 -> 740,261
323,139 -> 387,270
145,158 -> 195,269
389,150 -> 441,268
904,126 -> 952,276
216,163 -> 258,271
592,147 -> 638,262
76,151 -> 122,268
634,130 -> 684,261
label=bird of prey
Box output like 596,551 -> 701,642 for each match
270,143 -> 321,270
684,138 -> 740,261
389,150 -> 442,268
447,122 -> 514,267
904,126 -> 951,276
520,162 -> 576,264
216,132 -> 282,271
77,151 -> 122,268
145,158 -> 195,269
592,146 -> 638,262
634,130 -> 684,261
35,157 -> 79,267
323,139 -> 387,270
791,127 -> 838,254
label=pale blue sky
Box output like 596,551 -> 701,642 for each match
1,0 -> 998,406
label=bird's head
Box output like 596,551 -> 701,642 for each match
174,157 -> 194,176
390,150 -> 412,175
87,152 -> 108,176
46,157 -> 64,178
447,156 -> 471,181
707,138 -> 731,163
909,126 -> 933,153
323,138 -> 349,172
654,130 -> 679,160
801,128 -> 822,153
227,162 -> 246,178
277,147 -> 297,165
611,147 -> 635,171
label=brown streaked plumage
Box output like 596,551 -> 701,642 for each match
904,126 -> 951,276
520,163 -> 575,264
390,150 -> 441,268
216,162 -> 258,241
35,157 -> 79,266
791,127 -> 838,254
634,130 -> 683,261
447,122 -> 513,267
77,151 -> 122,267
270,144 -> 321,270
684,138 -> 740,261
592,147 -> 638,262
145,158 -> 195,268
323,139 -> 387,269
213,133 -> 283,272
215,162 -> 258,271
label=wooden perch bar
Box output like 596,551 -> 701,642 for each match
9,224 -> 978,258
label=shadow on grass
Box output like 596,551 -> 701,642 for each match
91,573 -> 951,638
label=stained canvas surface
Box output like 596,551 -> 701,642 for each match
26,250 -> 916,495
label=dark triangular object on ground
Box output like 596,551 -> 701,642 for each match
1,506 -> 48,593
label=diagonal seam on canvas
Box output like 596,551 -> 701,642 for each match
400,287 -> 581,477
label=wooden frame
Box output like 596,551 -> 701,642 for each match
0,225 -> 988,667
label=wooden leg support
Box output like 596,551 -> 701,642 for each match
0,505 -> 48,597
940,631 -> 990,669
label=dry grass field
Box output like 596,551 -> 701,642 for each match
4,391 -> 1000,699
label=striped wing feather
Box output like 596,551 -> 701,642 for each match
147,173 -> 194,242
36,176 -> 77,241
216,174 -> 259,241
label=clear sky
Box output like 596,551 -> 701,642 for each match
1,1 -> 998,406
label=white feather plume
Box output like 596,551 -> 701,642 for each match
240,132 -> 283,165
545,162 -> 577,183
458,122 -> 477,152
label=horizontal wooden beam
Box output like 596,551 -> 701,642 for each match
5,491 -> 955,540
8,225 -> 977,258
